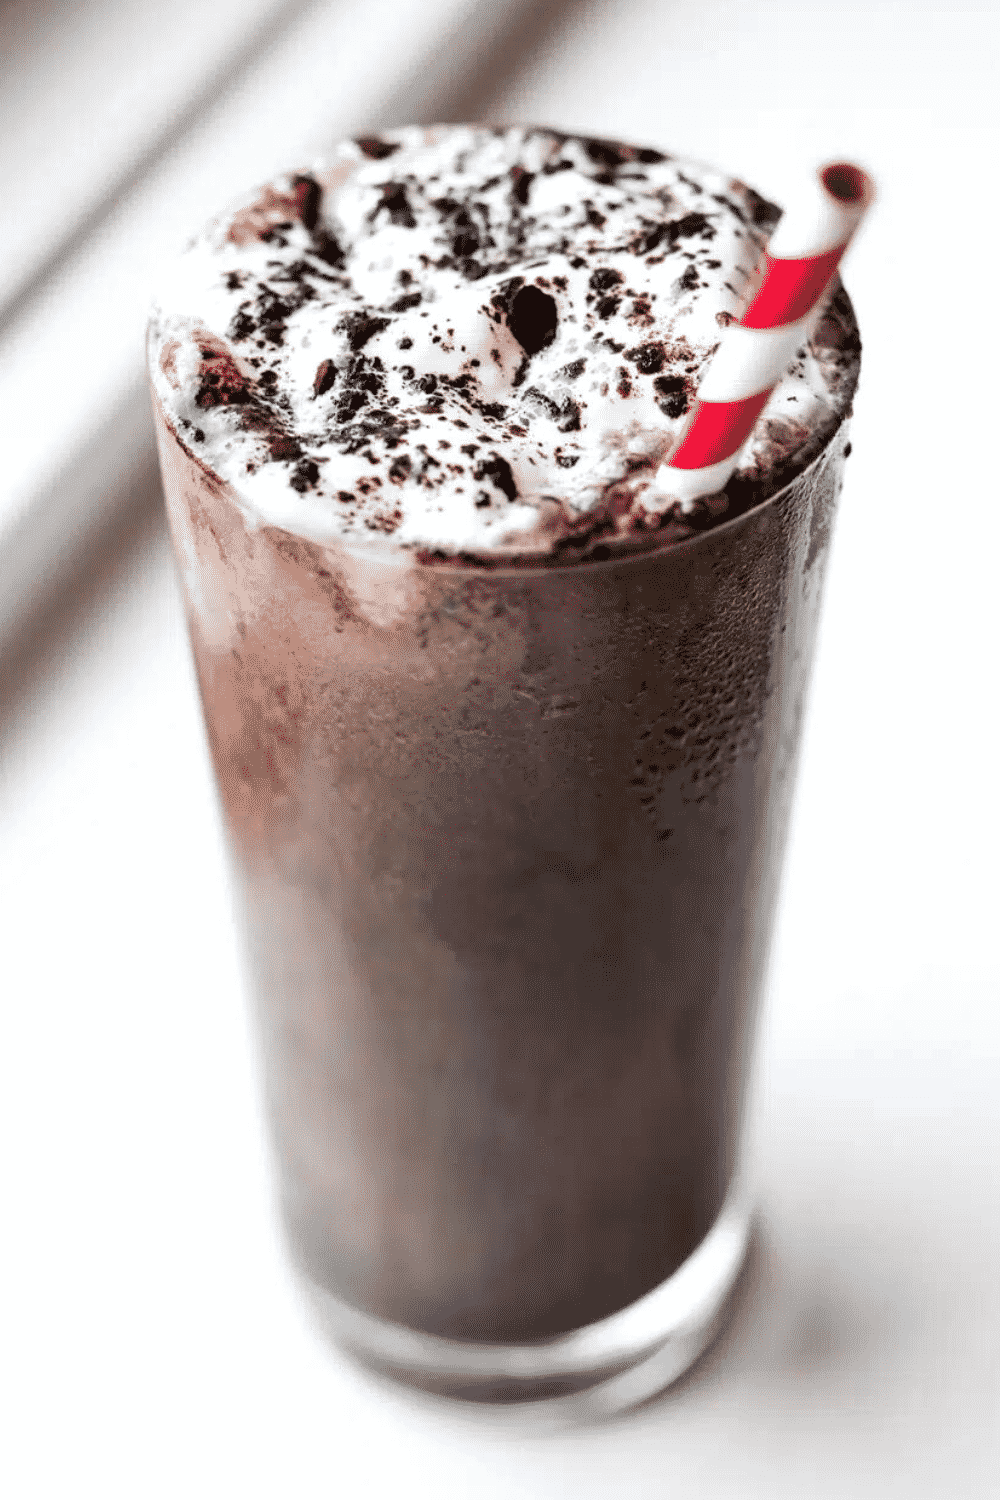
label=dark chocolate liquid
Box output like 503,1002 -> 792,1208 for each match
157,400 -> 850,1342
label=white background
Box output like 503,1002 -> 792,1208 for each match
1,0 -> 998,1493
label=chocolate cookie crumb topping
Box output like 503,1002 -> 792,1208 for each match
150,125 -> 859,562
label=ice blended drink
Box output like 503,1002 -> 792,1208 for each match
148,127 -> 861,1403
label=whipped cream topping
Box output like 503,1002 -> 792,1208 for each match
148,126 -> 860,560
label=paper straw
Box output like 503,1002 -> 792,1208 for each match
654,162 -> 874,508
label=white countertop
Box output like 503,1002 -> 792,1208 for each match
2,1 -> 998,1493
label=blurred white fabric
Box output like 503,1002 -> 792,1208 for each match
1,1 -> 998,1496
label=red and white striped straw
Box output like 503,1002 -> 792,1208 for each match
655,161 -> 874,508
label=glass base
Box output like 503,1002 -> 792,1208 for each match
296,1183 -> 752,1419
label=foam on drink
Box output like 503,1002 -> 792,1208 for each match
148,126 -> 860,562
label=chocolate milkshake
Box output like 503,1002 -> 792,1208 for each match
148,127 -> 860,1401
